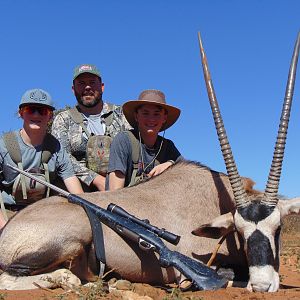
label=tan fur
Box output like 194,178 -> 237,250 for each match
0,161 -> 258,288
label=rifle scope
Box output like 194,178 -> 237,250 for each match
107,203 -> 181,245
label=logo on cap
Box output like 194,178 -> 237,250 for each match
79,65 -> 93,72
29,90 -> 47,102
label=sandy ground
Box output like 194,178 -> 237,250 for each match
1,215 -> 300,300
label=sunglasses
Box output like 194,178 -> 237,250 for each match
21,105 -> 52,116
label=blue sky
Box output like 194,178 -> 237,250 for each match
1,0 -> 300,197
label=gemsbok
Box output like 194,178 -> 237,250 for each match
0,32 -> 299,292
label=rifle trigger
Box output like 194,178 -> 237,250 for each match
139,238 -> 155,251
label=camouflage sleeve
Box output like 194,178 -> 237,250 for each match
122,113 -> 132,131
51,113 -> 98,186
115,104 -> 132,131
51,113 -> 72,153
104,104 -> 132,139
73,164 -> 98,187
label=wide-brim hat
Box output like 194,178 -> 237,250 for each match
122,89 -> 181,131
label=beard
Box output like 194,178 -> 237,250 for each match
75,91 -> 102,108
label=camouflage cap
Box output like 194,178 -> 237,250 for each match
73,64 -> 101,80
19,88 -> 55,110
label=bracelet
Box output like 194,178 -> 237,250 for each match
168,160 -> 175,165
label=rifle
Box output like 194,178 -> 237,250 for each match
7,164 -> 228,290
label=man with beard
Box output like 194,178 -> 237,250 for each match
51,64 -> 130,191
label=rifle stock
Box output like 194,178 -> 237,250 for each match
7,164 -> 228,290
69,194 -> 228,290
160,250 -> 228,290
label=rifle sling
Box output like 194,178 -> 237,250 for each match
69,108 -> 109,275
69,107 -> 91,138
83,205 -> 106,277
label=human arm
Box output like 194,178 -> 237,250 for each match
106,132 -> 132,190
109,170 -> 125,191
0,212 -> 6,229
63,176 -> 84,194
92,174 -> 106,191
148,139 -> 182,178
148,160 -> 175,178
51,112 -> 99,187
53,139 -> 86,193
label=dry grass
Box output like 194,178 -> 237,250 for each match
281,215 -> 300,272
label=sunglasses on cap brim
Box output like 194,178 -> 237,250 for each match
20,105 -> 53,116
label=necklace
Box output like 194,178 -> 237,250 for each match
138,131 -> 165,174
144,144 -> 155,151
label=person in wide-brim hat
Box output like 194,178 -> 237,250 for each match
107,89 -> 183,191
122,89 -> 181,131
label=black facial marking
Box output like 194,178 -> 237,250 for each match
247,230 -> 275,267
238,201 -> 275,224
274,226 -> 281,271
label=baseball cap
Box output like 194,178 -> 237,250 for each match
73,64 -> 101,80
19,88 -> 55,110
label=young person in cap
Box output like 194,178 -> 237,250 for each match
107,89 -> 183,190
51,64 -> 130,192
0,88 -> 83,228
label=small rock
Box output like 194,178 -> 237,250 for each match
111,290 -> 153,300
111,279 -> 132,290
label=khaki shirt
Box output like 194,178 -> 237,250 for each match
51,102 -> 131,186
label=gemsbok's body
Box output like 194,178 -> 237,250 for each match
0,32 -> 300,292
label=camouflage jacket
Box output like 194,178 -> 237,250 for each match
51,102 -> 131,186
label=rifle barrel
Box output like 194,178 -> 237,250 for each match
108,203 -> 181,245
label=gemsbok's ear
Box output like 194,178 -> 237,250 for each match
279,197 -> 300,218
191,212 -> 235,239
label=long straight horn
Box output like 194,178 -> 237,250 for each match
263,32 -> 300,205
198,32 -> 249,209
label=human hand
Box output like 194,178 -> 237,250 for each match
147,161 -> 174,178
